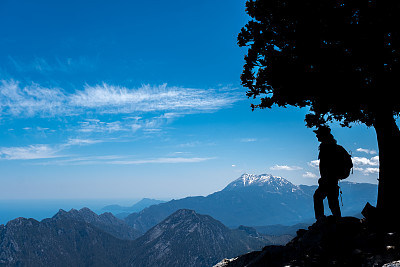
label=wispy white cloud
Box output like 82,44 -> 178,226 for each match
240,138 -> 257,142
354,167 -> 379,175
309,155 -> 380,169
308,156 -> 380,176
308,155 -> 380,176
75,116 -> 173,134
0,144 -> 61,160
108,157 -> 214,165
66,138 -> 103,146
352,155 -> 379,176
363,167 -> 379,175
356,148 -> 377,155
8,56 -> 96,73
35,156 -> 214,166
1,80 -> 240,143
37,155 -> 127,165
70,83 -> 239,114
0,80 -> 68,117
0,80 -> 241,119
77,119 -> 128,133
308,160 -> 320,168
270,165 -> 303,171
352,156 -> 379,166
0,140 -> 214,166
303,172 -> 318,178
178,141 -> 202,148
0,138 -> 104,161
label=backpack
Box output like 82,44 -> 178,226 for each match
335,145 -> 353,180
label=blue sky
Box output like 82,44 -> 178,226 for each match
0,0 -> 386,200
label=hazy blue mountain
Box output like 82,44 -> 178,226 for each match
0,174 -> 378,266
53,207 -> 142,240
125,174 -> 377,233
101,198 -> 166,216
128,209 -> 287,267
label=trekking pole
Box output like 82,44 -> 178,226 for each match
349,150 -> 353,175
339,181 -> 343,207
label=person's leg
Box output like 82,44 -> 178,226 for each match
327,186 -> 341,218
313,187 -> 327,220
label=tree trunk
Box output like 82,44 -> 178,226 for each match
373,109 -> 400,224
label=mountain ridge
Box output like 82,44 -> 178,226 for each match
51,207 -> 141,240
129,209 -> 286,267
0,208 -> 284,267
124,173 -> 377,233
101,198 -> 166,216
0,173 -> 379,267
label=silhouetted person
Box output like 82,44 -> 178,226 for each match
313,126 -> 342,220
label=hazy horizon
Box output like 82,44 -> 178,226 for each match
0,175 -> 377,225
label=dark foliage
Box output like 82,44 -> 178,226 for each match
238,0 -> 400,127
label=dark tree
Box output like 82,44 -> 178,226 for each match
238,0 -> 400,222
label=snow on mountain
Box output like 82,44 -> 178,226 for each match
223,173 -> 300,193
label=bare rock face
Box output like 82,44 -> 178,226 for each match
220,216 -> 400,267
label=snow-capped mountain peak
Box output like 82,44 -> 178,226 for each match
223,173 -> 299,193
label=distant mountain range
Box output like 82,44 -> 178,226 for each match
0,173 -> 378,266
53,207 -> 141,240
101,198 -> 166,218
125,174 -> 377,233
0,208 -> 283,267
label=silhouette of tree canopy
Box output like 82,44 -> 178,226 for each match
238,0 -> 400,224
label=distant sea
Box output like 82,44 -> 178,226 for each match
0,198 -> 140,225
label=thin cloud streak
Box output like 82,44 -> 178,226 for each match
0,144 -> 62,160
65,138 -> 103,146
0,139 -> 103,161
109,157 -> 214,165
270,165 -> 303,171
240,138 -> 257,142
35,156 -> 215,166
356,148 -> 377,155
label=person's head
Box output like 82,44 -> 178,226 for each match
313,125 -> 335,143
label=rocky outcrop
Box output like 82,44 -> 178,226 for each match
219,216 -> 400,266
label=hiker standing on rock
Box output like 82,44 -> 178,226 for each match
313,126 -> 353,221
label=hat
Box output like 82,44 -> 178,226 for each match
313,125 -> 331,136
